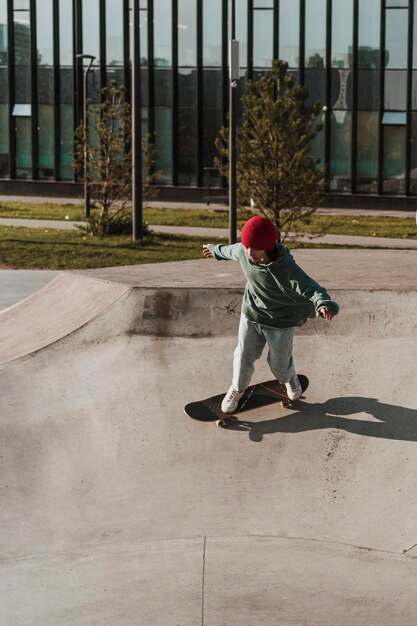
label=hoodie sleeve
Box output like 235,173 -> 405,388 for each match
288,266 -> 339,315
207,242 -> 242,261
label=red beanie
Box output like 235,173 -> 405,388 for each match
241,216 -> 277,250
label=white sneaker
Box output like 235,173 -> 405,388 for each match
285,374 -> 302,401
221,386 -> 245,414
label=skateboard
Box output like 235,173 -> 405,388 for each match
184,375 -> 309,426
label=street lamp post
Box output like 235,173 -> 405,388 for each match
76,54 -> 96,218
132,0 -> 143,241
229,0 -> 239,244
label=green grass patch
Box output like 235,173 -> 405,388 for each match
0,201 -> 237,227
0,201 -> 415,239
0,225 -> 227,270
0,224 -> 361,270
0,202 -> 416,270
0,201 -> 87,221
293,214 -> 417,239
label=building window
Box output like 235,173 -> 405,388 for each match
385,7 -> 408,69
384,71 -> 407,109
383,5 -> 409,194
37,0 -> 55,179
60,105 -> 73,180
153,0 -> 172,183
357,111 -> 379,193
413,2 -> 417,68
305,0 -> 326,69
386,0 -> 408,7
309,111 -> 325,165
383,125 -> 406,193
177,0 -> 197,186
358,0 -> 381,68
178,0 -> 197,67
154,65 -> 172,183
202,0 -> 222,184
0,1 -> 9,178
356,0 -> 381,193
128,1 -> 149,140
279,0 -> 299,68
0,0 -> 415,199
236,0 -> 248,68
410,112 -> 417,191
59,0 -> 73,180
83,0 -> 100,63
202,68 -> 222,179
330,111 -> 352,192
38,105 -> 55,178
37,0 -> 53,65
14,2 -> 31,177
106,0 -> 124,68
154,0 -> 171,67
15,117 -> 32,179
253,7 -> 273,68
332,0 -> 353,69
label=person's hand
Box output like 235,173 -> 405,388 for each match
203,244 -> 213,258
316,307 -> 335,321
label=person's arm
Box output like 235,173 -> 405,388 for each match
288,267 -> 339,320
202,243 -> 241,261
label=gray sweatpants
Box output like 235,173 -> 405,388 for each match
232,314 -> 296,392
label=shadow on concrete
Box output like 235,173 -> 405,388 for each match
224,396 -> 417,443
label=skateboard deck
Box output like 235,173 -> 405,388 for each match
184,375 -> 309,423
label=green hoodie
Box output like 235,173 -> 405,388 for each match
208,242 -> 339,328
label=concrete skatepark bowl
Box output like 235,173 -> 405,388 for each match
1,250 -> 417,625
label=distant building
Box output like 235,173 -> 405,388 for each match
0,0 -> 416,206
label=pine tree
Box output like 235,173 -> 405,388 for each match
216,59 -> 325,243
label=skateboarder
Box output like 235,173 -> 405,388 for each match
203,216 -> 339,413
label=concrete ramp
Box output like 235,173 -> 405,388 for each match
1,252 -> 417,625
0,272 -> 129,364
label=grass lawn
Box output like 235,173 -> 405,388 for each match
0,201 -> 416,269
0,201 -> 237,227
0,224 -> 358,270
0,226 -> 215,269
292,214 -> 417,239
0,200 -> 416,239
0,201 -> 88,221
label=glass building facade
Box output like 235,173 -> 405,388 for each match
1,0 -> 417,200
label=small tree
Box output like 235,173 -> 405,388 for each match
216,59 -> 325,242
74,82 -> 157,236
